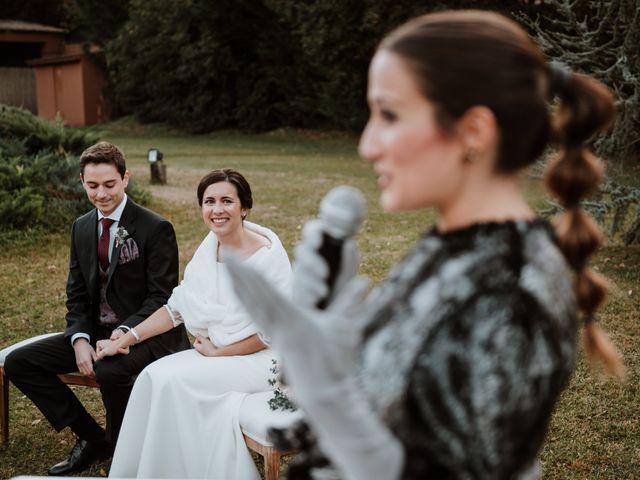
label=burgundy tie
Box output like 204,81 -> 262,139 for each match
98,218 -> 115,271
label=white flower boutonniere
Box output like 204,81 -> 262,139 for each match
115,226 -> 129,248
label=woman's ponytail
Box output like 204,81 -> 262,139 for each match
544,65 -> 624,378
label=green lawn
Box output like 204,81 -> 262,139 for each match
0,123 -> 638,478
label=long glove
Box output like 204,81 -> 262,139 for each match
225,255 -> 404,480
293,219 -> 360,309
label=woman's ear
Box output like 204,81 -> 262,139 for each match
456,106 -> 498,156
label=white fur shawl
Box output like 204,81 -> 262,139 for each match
167,221 -> 292,347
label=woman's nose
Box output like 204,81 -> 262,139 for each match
358,122 -> 380,163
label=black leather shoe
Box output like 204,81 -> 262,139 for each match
48,438 -> 112,476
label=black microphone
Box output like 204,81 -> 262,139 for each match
315,186 -> 366,310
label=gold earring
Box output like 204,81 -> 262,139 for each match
464,149 -> 477,164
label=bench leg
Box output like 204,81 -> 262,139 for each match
1,367 -> 8,447
264,447 -> 281,480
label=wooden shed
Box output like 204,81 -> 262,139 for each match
0,20 -> 64,114
0,20 -> 108,126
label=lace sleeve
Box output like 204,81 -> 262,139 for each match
164,304 -> 184,328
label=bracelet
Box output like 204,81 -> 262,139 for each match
130,327 -> 141,343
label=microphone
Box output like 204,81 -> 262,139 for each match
315,186 -> 366,309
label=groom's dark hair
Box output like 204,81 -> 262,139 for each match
79,141 -> 127,178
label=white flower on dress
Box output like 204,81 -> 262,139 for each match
115,226 -> 129,248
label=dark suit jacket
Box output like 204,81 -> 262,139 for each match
64,198 -> 181,342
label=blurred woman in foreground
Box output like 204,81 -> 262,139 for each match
225,10 -> 623,480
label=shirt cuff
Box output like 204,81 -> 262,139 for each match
71,333 -> 90,346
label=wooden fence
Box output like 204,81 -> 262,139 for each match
0,67 -> 37,113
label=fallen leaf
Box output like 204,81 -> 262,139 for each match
31,419 -> 41,425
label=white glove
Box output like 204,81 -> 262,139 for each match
225,255 -> 404,480
293,219 -> 360,309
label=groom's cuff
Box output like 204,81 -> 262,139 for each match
70,332 -> 90,346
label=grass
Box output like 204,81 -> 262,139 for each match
0,123 -> 638,479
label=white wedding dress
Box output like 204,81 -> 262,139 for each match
109,222 -> 292,479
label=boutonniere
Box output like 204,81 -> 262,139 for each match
115,226 -> 130,248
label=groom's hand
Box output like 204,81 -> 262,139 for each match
72,338 -> 97,377
96,339 -> 130,359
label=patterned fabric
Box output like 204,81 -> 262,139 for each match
118,237 -> 140,264
276,219 -> 578,479
99,270 -> 119,326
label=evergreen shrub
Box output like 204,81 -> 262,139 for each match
0,106 -> 149,236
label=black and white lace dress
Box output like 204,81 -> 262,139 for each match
278,219 -> 578,480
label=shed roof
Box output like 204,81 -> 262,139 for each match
0,20 -> 65,34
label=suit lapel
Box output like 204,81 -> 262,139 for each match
80,210 -> 99,296
107,200 -> 138,282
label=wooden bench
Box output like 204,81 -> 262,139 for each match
0,334 -> 298,480
240,391 -> 301,480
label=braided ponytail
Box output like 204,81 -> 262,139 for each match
544,65 -> 624,378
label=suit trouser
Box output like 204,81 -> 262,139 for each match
4,327 -> 190,445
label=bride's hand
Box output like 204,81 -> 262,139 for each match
194,336 -> 218,357
96,339 -> 130,359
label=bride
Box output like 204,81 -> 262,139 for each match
98,168 -> 292,479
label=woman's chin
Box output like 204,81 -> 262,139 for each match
380,193 -> 401,213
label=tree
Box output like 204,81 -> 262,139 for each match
0,0 -> 65,26
0,106 -> 148,234
520,1 -> 640,245
64,0 -> 131,47
267,0 -> 535,130
107,0 -> 315,132
104,0 -> 532,132
519,0 -> 640,165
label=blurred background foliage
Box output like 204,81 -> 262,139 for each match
2,0 -> 637,164
0,106 -> 149,237
0,1 -> 562,130
1,0 -> 638,240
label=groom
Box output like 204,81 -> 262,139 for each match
4,141 -> 190,475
